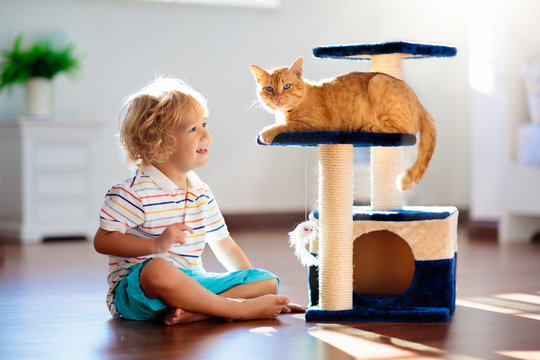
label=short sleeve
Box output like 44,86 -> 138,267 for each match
99,183 -> 145,233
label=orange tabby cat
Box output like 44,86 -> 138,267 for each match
250,57 -> 436,191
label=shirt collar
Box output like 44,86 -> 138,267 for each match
141,165 -> 203,193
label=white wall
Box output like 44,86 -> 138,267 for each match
468,0 -> 540,221
0,0 -> 469,215
368,0 -> 470,208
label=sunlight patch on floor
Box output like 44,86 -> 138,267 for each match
307,323 -> 480,360
248,327 -> 277,337
496,351 -> 540,360
494,293 -> 540,306
457,291 -> 540,321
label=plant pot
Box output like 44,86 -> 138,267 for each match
25,77 -> 52,117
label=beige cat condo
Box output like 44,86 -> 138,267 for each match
255,42 -> 458,322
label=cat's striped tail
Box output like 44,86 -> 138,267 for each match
399,109 -> 437,191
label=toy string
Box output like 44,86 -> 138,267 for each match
304,148 -> 308,222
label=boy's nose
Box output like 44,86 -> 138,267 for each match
202,127 -> 211,138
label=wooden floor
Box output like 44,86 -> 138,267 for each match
1,225 -> 539,360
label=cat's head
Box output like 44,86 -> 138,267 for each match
250,57 -> 306,112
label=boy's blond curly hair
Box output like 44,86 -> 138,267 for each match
118,77 -> 208,168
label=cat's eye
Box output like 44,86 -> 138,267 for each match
265,86 -> 274,93
284,84 -> 291,90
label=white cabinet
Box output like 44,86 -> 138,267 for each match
0,119 -> 103,244
500,163 -> 540,242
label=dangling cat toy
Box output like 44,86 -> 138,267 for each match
250,57 -> 437,191
288,221 -> 319,267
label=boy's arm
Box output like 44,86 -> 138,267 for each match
94,223 -> 193,257
94,229 -> 156,257
208,236 -> 253,272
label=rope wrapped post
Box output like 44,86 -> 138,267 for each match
371,54 -> 403,79
370,53 -> 404,210
318,144 -> 354,310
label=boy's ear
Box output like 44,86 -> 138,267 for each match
250,65 -> 268,84
150,144 -> 168,162
288,57 -> 303,78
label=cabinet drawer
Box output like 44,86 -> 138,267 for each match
34,142 -> 89,168
36,173 -> 88,196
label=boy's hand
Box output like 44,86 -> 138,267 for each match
154,223 -> 194,253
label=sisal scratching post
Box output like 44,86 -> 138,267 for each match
370,147 -> 404,210
370,54 -> 403,79
318,144 -> 354,310
370,54 -> 404,210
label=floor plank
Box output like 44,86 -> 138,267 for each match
1,227 -> 539,359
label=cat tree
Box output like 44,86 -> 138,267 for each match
258,42 -> 458,322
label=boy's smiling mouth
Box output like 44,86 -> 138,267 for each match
196,147 -> 208,154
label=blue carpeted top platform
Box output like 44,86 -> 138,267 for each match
312,206 -> 458,222
257,131 -> 416,147
312,41 -> 457,60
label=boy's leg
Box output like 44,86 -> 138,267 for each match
163,278 -> 278,326
164,277 -> 304,325
218,278 -> 278,298
220,280 -> 306,314
139,258 -> 289,322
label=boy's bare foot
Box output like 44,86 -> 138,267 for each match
164,308 -> 210,326
234,294 -> 290,320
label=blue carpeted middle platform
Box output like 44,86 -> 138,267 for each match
257,131 -> 416,147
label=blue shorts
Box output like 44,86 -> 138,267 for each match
114,259 -> 279,321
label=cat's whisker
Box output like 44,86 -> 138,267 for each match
247,99 -> 264,112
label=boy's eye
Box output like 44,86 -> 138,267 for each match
189,122 -> 208,133
265,86 -> 273,93
283,84 -> 291,90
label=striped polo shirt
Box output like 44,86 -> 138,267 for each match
99,165 -> 229,316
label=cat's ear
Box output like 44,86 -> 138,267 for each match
288,57 -> 303,78
250,65 -> 268,84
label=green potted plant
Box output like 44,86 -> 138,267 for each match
0,33 -> 82,117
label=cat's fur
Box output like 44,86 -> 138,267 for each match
250,57 -> 436,191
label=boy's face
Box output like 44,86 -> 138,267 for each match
165,103 -> 211,173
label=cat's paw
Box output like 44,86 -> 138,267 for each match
359,125 -> 383,133
259,130 -> 277,144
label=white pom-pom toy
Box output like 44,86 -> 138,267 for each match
288,221 -> 319,267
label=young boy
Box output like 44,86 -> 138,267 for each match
95,77 -> 296,325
